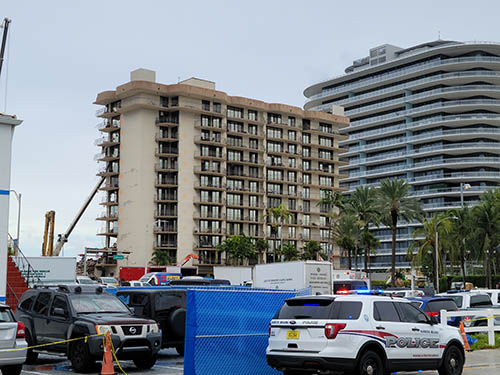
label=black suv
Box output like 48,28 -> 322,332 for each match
15,285 -> 162,372
116,289 -> 186,355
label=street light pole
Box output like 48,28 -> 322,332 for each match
460,183 -> 471,208
9,190 -> 21,254
435,230 -> 439,293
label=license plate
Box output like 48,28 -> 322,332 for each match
286,330 -> 300,339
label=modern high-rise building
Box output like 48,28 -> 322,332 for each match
94,69 -> 348,275
304,40 -> 500,270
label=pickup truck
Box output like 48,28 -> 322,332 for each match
438,291 -> 500,327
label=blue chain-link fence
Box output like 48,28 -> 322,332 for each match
184,287 -> 311,375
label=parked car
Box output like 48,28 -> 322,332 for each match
122,281 -> 150,287
408,296 -> 462,327
385,288 -> 425,298
0,304 -> 27,375
117,289 -> 186,355
15,284 -> 162,372
75,276 -> 97,285
438,291 -> 499,327
96,277 -> 119,287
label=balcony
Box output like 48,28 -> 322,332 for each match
195,135 -> 224,144
155,209 -> 177,217
155,163 -> 178,172
307,55 -> 500,103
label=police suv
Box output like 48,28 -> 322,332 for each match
267,293 -> 465,375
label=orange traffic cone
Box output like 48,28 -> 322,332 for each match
101,332 -> 116,375
459,321 -> 471,351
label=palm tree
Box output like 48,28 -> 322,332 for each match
282,243 -> 299,261
150,249 -> 174,266
254,238 -> 268,263
345,186 -> 380,273
378,179 -> 423,287
472,191 -> 500,288
217,235 -> 256,265
318,190 -> 345,260
332,213 -> 360,270
448,207 -> 474,282
360,230 -> 380,274
301,241 -> 323,260
408,213 -> 451,290
267,204 -> 291,261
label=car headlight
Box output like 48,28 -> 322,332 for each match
149,323 -> 160,333
96,325 -> 113,335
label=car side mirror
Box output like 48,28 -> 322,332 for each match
430,316 -> 439,325
416,313 -> 430,324
53,307 -> 66,318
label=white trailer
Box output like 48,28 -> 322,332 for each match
253,261 -> 332,295
13,256 -> 77,286
213,266 -> 253,285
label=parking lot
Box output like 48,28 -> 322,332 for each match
17,348 -> 500,375
21,349 -> 183,375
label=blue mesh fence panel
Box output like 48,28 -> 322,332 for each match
184,288 -> 311,375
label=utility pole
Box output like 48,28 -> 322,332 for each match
0,18 -> 11,78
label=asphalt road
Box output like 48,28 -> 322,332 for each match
21,348 -> 183,375
20,348 -> 500,375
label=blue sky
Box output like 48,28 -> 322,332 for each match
2,0 -> 500,258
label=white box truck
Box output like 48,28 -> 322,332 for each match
253,261 -> 332,295
213,266 -> 253,285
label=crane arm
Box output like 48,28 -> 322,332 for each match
53,177 -> 105,256
177,253 -> 199,267
0,18 -> 10,79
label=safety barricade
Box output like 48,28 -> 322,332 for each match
441,308 -> 500,346
184,288 -> 310,375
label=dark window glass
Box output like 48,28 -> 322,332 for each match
156,292 -> 186,311
425,299 -> 458,312
448,295 -> 463,308
50,296 -> 69,318
19,294 -> 35,311
470,295 -> 492,307
373,301 -> 400,322
331,301 -> 362,320
277,298 -> 334,319
396,302 -> 428,323
410,301 -> 423,309
33,292 -> 52,316
0,307 -> 14,322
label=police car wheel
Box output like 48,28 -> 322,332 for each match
358,350 -> 383,375
438,345 -> 464,375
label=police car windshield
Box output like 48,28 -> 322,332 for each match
447,295 -> 463,308
70,294 -> 130,314
277,299 -> 362,320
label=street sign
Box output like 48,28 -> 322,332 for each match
113,255 -> 124,260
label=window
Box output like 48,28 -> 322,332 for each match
227,106 -> 243,118
249,195 -> 258,207
303,201 -> 310,212
20,294 -> 35,311
288,171 -> 297,182
303,174 -> 311,184
248,124 -> 258,135
288,144 -> 297,154
289,199 -> 296,210
288,226 -> 296,238
302,133 -> 311,143
470,295 -> 492,307
425,299 -> 458,313
331,302 -> 362,320
303,146 -> 311,157
249,138 -> 259,149
267,169 -> 283,181
213,102 -> 221,113
303,227 -> 310,240
289,158 -> 296,168
268,113 -> 282,124
303,187 -> 310,198
302,119 -> 311,130
319,136 -> 333,147
50,295 -> 69,318
33,292 -> 52,316
373,301 -> 400,322
303,214 -> 310,225
248,110 -> 257,121
267,141 -> 283,153
396,302 -> 428,324
227,121 -> 244,133
202,100 -> 210,111
288,185 -> 296,195
288,117 -> 296,127
267,127 -> 282,139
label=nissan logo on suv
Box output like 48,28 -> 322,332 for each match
129,327 -> 137,335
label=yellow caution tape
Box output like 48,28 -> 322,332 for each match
0,333 -> 104,353
104,333 -> 128,375
463,314 -> 500,323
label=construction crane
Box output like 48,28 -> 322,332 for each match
42,177 -> 105,256
177,253 -> 199,267
0,18 -> 11,79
